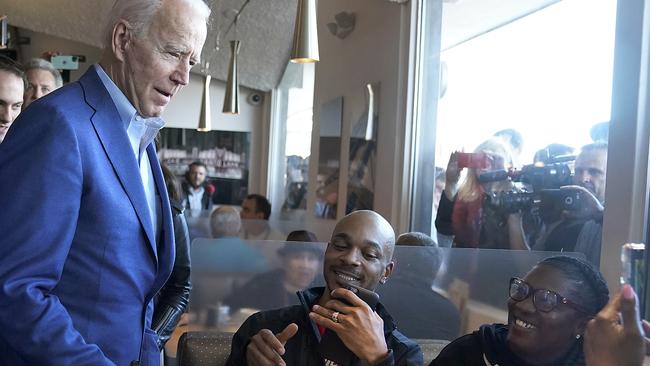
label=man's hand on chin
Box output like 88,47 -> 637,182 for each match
310,288 -> 390,365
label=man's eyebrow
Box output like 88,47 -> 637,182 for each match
332,233 -> 350,241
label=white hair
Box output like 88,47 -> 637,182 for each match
210,207 -> 242,238
25,58 -> 63,88
103,0 -> 211,49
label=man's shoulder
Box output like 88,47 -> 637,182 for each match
19,82 -> 89,124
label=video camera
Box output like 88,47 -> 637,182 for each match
479,155 -> 580,214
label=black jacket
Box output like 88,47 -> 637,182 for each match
430,324 -> 585,366
226,287 -> 423,366
152,199 -> 192,349
181,181 -> 213,210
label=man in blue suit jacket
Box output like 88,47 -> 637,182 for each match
0,0 -> 209,365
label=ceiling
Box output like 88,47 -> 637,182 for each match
1,0 -> 561,91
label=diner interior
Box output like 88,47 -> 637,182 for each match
3,0 -> 650,364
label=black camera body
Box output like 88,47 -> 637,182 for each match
481,157 -> 576,214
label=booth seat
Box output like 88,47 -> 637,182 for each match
175,331 -> 449,365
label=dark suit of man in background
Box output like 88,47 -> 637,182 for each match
0,0 -> 209,365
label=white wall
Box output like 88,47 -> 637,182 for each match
17,28 -> 102,83
163,74 -> 266,194
308,0 -> 410,226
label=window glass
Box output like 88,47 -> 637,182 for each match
417,0 -> 617,267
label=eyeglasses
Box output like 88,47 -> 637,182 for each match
509,277 -> 590,314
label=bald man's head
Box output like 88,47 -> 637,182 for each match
210,206 -> 241,238
323,210 -> 395,293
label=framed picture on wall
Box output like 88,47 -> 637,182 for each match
158,128 -> 250,205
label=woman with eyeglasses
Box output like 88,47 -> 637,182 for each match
429,256 -> 609,366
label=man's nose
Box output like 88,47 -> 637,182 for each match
172,62 -> 190,86
340,248 -> 361,266
0,108 -> 11,124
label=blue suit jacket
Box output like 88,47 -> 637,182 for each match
0,67 -> 175,365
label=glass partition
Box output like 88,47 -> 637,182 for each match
185,214 -> 336,243
185,240 -> 580,342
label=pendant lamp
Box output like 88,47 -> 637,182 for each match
223,40 -> 240,114
290,0 -> 319,63
197,73 -> 212,131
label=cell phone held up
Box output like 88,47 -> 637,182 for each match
317,284 -> 380,365
457,152 -> 489,170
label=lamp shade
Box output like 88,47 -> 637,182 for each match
197,74 -> 212,131
223,40 -> 240,114
290,0 -> 319,63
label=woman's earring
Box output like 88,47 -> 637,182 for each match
575,334 -> 581,340
380,277 -> 387,284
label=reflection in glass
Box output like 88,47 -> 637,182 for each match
346,83 -> 379,214
315,97 -> 343,219
426,0 -> 616,268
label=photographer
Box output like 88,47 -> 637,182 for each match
435,138 -> 527,250
528,142 -> 607,265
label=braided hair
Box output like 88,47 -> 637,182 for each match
537,255 -> 609,315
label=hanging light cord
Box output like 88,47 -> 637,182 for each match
222,0 -> 251,39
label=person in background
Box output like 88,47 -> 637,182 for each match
189,206 -> 267,273
223,230 -> 322,312
590,122 -> 609,143
430,255 -> 609,366
584,284 -> 650,366
494,128 -> 524,168
22,58 -> 63,108
0,0 -> 209,363
156,164 -> 192,349
182,160 -> 214,212
379,232 -> 461,340
528,143 -> 608,266
435,138 -> 527,249
226,210 -> 423,366
532,143 -> 575,165
0,55 -> 25,144
240,193 -> 285,240
211,206 -> 243,238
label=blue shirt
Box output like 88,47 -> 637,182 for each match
94,64 -> 163,239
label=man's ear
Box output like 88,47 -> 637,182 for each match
111,20 -> 132,62
382,261 -> 395,282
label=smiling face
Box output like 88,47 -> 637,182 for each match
323,211 -> 395,294
506,264 -> 589,364
115,0 -> 207,117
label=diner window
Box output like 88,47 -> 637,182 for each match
411,0 -> 617,260
268,62 -> 315,220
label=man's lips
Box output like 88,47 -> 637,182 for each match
332,269 -> 362,284
155,88 -> 173,99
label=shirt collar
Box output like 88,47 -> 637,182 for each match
94,64 -> 136,127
